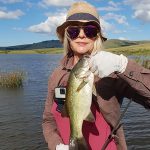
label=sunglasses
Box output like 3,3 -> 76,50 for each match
66,25 -> 99,40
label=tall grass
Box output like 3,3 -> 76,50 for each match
142,60 -> 150,69
0,71 -> 24,88
135,58 -> 150,69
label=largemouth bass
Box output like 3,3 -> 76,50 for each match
66,55 -> 95,150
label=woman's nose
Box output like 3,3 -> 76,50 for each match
78,28 -> 86,38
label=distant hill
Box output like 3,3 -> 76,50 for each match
0,39 -> 150,50
103,39 -> 150,49
0,40 -> 62,50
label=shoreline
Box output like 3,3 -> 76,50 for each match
0,48 -> 150,56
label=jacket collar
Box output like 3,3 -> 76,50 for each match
59,54 -> 74,71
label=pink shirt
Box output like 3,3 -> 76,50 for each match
51,101 -> 117,150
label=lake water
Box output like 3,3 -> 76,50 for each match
0,54 -> 150,150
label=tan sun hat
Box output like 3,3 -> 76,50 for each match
56,1 -> 107,43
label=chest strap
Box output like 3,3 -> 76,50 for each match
101,99 -> 132,150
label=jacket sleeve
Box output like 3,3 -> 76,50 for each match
42,69 -> 63,150
95,77 -> 128,150
117,59 -> 150,107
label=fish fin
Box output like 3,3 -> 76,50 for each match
76,80 -> 88,92
85,111 -> 95,122
92,84 -> 97,97
69,137 -> 88,150
77,138 -> 88,150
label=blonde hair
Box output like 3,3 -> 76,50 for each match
63,30 -> 103,56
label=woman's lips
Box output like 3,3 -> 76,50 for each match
76,42 -> 88,46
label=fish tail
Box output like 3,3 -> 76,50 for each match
77,137 -> 88,150
69,137 -> 88,150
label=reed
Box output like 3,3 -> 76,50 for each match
135,58 -> 150,69
0,71 -> 24,88
141,60 -> 150,69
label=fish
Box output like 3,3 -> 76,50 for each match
65,55 -> 95,150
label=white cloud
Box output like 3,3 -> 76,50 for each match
100,22 -> 128,39
103,13 -> 129,26
45,8 -> 67,17
0,9 -> 24,19
98,6 -> 119,12
27,10 -> 114,38
27,7 -> 123,39
108,1 -> 119,7
124,0 -> 150,22
0,0 -> 23,4
113,30 -> 127,34
100,18 -> 127,38
28,21 -> 52,34
39,0 -> 75,7
27,11 -> 66,34
98,1 -> 121,11
133,10 -> 150,22
100,18 -> 114,31
26,2 -> 34,8
118,37 -> 128,40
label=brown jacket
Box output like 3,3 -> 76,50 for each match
42,55 -> 150,150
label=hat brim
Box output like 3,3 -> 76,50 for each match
56,20 -> 107,43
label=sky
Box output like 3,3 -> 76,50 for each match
0,0 -> 150,46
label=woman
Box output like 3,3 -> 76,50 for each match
42,2 -> 150,150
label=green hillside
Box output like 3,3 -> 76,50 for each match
103,39 -> 137,48
103,39 -> 150,49
106,42 -> 150,55
0,48 -> 63,54
0,40 -> 62,50
0,39 -> 150,55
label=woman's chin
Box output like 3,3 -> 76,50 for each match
76,48 -> 90,54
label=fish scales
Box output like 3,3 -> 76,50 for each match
66,56 -> 94,149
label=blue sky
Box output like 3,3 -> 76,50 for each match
0,0 -> 150,46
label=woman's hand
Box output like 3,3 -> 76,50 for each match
56,143 -> 69,150
89,51 -> 128,78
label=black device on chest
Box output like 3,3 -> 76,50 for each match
54,87 -> 66,112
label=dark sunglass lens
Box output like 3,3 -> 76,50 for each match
67,27 -> 80,39
84,25 -> 98,38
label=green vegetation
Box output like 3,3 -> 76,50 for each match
105,43 -> 150,56
134,58 -> 150,69
103,39 -> 150,49
0,48 -> 63,54
103,39 -> 138,49
142,60 -> 150,69
0,41 -> 149,89
0,40 -> 62,50
0,71 -> 24,88
0,41 -> 149,55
